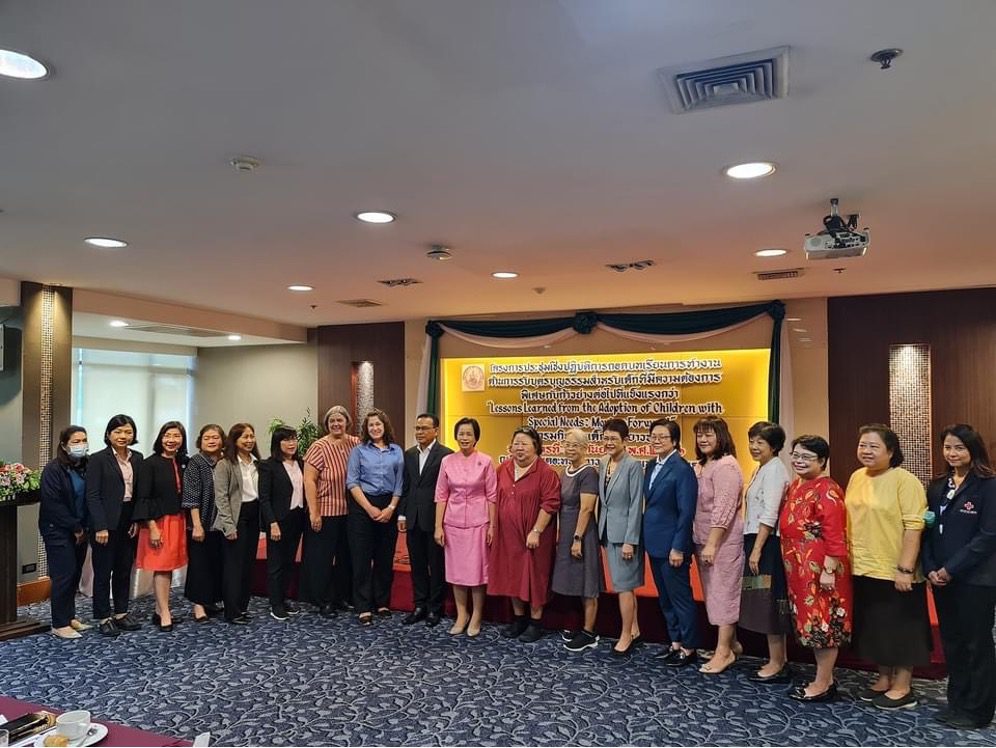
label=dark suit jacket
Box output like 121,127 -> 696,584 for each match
85,446 -> 144,532
399,442 -> 453,532
642,453 -> 698,558
39,458 -> 86,536
923,473 -> 996,586
259,457 -> 305,526
132,454 -> 186,522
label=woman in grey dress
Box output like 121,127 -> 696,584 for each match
552,428 -> 604,652
597,418 -> 647,656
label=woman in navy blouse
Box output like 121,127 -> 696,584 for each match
346,409 -> 405,625
923,424 -> 996,729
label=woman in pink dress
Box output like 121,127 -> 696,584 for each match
488,426 -> 561,643
434,417 -> 497,637
693,416 -> 745,674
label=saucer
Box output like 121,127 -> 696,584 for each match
32,722 -> 108,747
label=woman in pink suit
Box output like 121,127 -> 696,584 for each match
488,426 -> 561,643
434,417 -> 497,637
693,416 -> 746,674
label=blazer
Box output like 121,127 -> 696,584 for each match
85,446 -> 144,532
399,441 -> 454,532
132,454 -> 186,522
213,457 -> 257,536
923,473 -> 996,587
643,453 -> 698,558
39,458 -> 86,537
259,457 -> 305,526
597,452 -> 644,546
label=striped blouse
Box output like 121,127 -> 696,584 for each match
304,435 -> 360,517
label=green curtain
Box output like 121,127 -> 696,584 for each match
425,300 -> 786,421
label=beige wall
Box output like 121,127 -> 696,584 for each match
403,298 -> 830,445
194,339 -> 318,444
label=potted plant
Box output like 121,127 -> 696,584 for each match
268,408 -> 321,456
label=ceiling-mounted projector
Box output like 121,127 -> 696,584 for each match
804,197 -> 869,259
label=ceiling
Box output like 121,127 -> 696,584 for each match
1,0 -> 994,327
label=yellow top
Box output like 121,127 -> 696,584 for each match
845,466 -> 927,581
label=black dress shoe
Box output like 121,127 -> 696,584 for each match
946,713 -> 990,730
205,604 -> 224,617
518,622 -> 544,643
403,608 -> 427,625
749,665 -> 792,683
655,647 -> 680,662
425,611 -> 441,627
611,639 -> 637,657
789,682 -> 838,703
501,617 -> 529,639
98,619 -> 120,637
114,613 -> 141,631
664,650 -> 699,668
376,607 -> 392,618
227,614 -> 250,626
158,621 -> 175,632
319,604 -> 338,619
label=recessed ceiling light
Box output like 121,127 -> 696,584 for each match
793,328 -> 808,333
786,317 -> 802,322
799,337 -> 812,343
492,271 -> 518,279
0,49 -> 49,80
354,211 -> 396,224
227,334 -> 242,341
288,284 -> 313,292
109,320 -> 129,328
84,237 -> 128,249
724,161 -> 776,179
755,248 -> 787,257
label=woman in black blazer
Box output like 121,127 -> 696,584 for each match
133,422 -> 189,632
39,425 -> 91,640
923,423 -> 996,730
259,426 -> 306,620
85,413 -> 144,637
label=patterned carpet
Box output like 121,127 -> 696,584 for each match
1,595 -> 994,747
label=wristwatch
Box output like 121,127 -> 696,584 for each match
573,534 -> 582,542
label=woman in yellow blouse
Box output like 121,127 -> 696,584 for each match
845,423 -> 931,710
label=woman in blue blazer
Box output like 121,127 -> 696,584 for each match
923,424 -> 996,729
644,418 -> 699,667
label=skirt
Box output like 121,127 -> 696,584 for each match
444,523 -> 489,587
740,534 -> 793,635
136,512 -> 188,572
852,576 -> 932,666
604,542 -> 645,593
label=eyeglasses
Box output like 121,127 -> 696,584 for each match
789,452 -> 819,463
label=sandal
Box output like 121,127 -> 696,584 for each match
358,613 -> 374,626
375,607 -> 392,617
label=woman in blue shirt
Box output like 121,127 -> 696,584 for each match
39,425 -> 91,639
346,409 -> 405,625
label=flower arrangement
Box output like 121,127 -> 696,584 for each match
0,461 -> 41,503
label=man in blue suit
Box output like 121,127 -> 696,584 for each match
644,418 -> 700,666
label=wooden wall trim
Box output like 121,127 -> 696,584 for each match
17,577 -> 51,606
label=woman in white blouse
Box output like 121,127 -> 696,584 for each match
740,421 -> 793,682
259,426 -> 306,621
214,422 -> 261,625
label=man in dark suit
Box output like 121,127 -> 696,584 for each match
398,413 -> 453,626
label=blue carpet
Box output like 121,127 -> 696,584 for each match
1,596 -> 994,746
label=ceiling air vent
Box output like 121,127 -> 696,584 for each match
127,324 -> 225,338
377,278 -> 422,288
337,299 -> 383,308
755,268 -> 803,281
658,46 -> 789,114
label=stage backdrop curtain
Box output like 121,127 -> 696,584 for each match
418,301 -> 787,427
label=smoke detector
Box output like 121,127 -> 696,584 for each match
230,156 -> 261,173
426,244 -> 452,261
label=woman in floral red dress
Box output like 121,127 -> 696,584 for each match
780,434 -> 853,702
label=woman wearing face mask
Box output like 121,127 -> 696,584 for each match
39,426 -> 92,639
923,424 -> 996,729
846,423 -> 931,710
597,418 -> 646,656
181,423 -> 226,622
434,417 -> 497,636
133,422 -> 189,632
692,415 -> 745,674
488,427 -> 561,643
214,422 -> 262,625
86,414 -> 144,637
552,428 -> 604,653
781,435 -> 852,702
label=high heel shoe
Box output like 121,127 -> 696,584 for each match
449,620 -> 469,636
699,650 -> 737,675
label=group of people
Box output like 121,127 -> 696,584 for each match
38,407 -> 996,730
